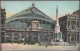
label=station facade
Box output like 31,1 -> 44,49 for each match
5,4 -> 55,45
1,4 -> 79,45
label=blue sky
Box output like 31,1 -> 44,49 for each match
1,1 -> 79,19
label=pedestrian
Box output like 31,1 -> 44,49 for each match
45,43 -> 47,48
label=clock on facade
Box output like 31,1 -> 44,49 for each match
31,21 -> 39,29
33,24 -> 38,27
32,8 -> 36,12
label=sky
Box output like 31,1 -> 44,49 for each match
1,1 -> 79,20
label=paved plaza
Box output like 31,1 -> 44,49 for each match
1,43 -> 79,51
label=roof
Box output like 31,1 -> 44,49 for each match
6,4 -> 55,24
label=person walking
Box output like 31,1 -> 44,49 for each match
45,43 -> 47,48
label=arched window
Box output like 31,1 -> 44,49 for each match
68,21 -> 70,28
77,21 -> 79,27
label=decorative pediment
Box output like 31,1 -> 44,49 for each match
6,4 -> 54,24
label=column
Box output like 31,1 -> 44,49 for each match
40,32 -> 42,45
70,20 -> 71,29
67,33 -> 68,42
48,32 -> 51,42
38,33 -> 40,43
19,33 -> 22,43
42,33 -> 44,42
12,33 -> 14,43
53,32 -> 55,41
76,21 -> 77,28
25,33 -> 27,41
60,32 -> 62,40
67,20 -> 68,28
55,33 -> 56,41
52,32 -> 54,40
31,33 -> 33,41
70,33 -> 71,43
41,32 -> 42,42
4,33 -> 6,43
26,33 -> 28,43
56,33 -> 57,41
73,35 -> 75,43
76,34 -> 77,43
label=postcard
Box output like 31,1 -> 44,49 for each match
0,0 -> 80,51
